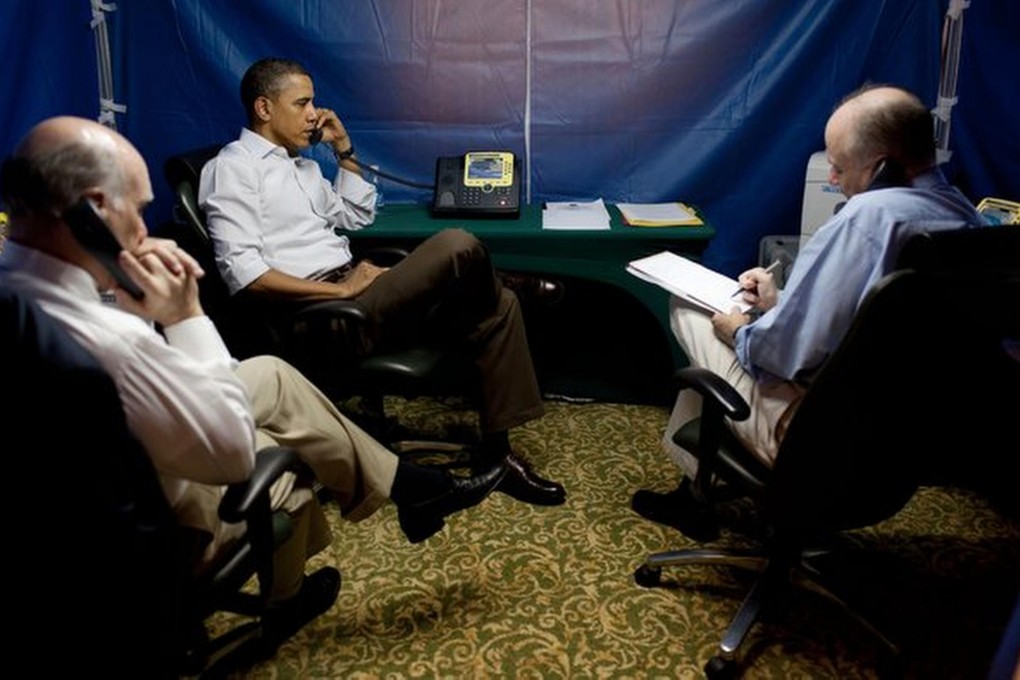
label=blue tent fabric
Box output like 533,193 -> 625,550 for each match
0,1 -> 97,149
2,0 -> 1017,275
942,0 -> 1020,204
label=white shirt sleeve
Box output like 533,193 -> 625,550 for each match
331,166 -> 377,231
200,152 -> 272,294
116,315 -> 256,485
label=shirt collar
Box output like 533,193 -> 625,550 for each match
910,166 -> 947,190
239,127 -> 293,161
0,240 -> 105,303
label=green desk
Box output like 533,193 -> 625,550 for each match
351,203 -> 715,403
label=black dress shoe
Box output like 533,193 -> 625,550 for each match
499,272 -> 565,306
261,566 -> 341,649
397,462 -> 508,543
631,480 -> 719,542
496,452 -> 566,506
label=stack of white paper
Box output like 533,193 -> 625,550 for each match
542,199 -> 611,230
626,251 -> 752,314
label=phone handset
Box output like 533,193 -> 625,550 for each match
62,198 -> 144,299
308,126 -> 434,191
868,158 -> 908,191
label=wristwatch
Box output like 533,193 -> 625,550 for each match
333,144 -> 355,162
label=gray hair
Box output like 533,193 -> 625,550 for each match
839,84 -> 935,168
1,138 -> 126,218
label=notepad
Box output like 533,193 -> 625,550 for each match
616,202 -> 704,227
626,251 -> 751,314
542,199 -> 611,230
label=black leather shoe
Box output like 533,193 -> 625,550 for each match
496,452 -> 566,506
499,271 -> 565,306
631,481 -> 720,542
261,566 -> 341,649
397,462 -> 508,543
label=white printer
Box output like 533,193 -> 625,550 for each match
800,150 -> 845,239
758,151 -> 846,288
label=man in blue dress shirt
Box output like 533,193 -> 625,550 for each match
633,84 -> 983,535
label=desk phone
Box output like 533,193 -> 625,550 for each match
432,151 -> 520,219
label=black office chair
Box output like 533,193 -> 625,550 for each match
0,288 -> 326,677
162,146 -> 478,448
634,226 -> 1020,678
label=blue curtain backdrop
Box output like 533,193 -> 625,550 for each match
2,0 -> 1017,275
0,1 -> 96,148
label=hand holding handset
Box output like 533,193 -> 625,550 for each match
309,127 -> 324,146
62,198 -> 144,299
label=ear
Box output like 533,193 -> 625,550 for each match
75,188 -> 112,219
254,95 -> 272,122
79,188 -> 105,209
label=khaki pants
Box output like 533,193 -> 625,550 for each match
662,298 -> 804,478
184,355 -> 400,601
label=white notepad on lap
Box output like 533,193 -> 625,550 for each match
626,251 -> 752,315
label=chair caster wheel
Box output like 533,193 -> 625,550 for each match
704,655 -> 738,680
634,564 -> 662,587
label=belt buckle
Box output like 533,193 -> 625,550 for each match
317,263 -> 353,283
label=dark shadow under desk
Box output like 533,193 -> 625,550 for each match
349,203 -> 716,404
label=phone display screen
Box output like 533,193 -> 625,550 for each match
463,152 -> 514,187
976,198 -> 1020,225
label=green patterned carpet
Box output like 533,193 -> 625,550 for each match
216,397 -> 1019,679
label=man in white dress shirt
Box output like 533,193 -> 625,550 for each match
199,57 -> 566,506
0,116 -> 509,642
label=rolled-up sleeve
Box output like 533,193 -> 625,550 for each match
330,167 -> 376,231
200,154 -> 271,294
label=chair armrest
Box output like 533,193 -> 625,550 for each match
671,368 -> 768,499
210,446 -> 303,611
357,246 -> 410,267
219,446 -> 300,523
290,298 -> 378,357
294,298 -> 371,325
673,367 -> 751,422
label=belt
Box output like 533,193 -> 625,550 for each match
317,262 -> 354,283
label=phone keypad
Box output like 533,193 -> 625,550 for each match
462,185 -> 515,207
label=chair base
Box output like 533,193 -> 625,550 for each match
635,547 -> 901,676
179,618 -> 265,679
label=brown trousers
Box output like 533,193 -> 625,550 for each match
355,228 -> 544,433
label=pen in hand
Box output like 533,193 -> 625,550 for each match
732,260 -> 781,299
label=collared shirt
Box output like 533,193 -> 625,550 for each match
198,127 -> 377,295
0,242 -> 256,513
734,168 -> 983,383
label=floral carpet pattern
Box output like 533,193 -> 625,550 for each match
218,398 -> 1019,679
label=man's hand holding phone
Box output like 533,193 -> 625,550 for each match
115,238 -> 206,326
311,107 -> 356,161
311,108 -> 348,145
63,198 -> 206,326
